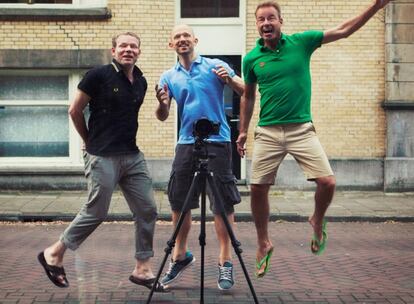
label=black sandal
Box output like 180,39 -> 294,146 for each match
129,275 -> 170,293
37,251 -> 69,288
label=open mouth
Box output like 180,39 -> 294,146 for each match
262,27 -> 273,35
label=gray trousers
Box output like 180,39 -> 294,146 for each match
60,151 -> 157,260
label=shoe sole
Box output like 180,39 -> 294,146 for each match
162,257 -> 196,285
217,281 -> 235,291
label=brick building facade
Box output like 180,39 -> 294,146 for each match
0,0 -> 413,191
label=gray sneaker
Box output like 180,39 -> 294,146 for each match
217,261 -> 234,290
161,251 -> 195,285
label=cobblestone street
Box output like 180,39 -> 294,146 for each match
1,221 -> 413,303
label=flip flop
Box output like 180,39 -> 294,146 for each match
255,247 -> 274,278
311,219 -> 328,255
37,251 -> 69,288
129,275 -> 170,293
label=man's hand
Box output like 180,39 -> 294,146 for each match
212,65 -> 231,84
155,84 -> 170,105
155,84 -> 171,121
374,0 -> 392,9
236,132 -> 247,158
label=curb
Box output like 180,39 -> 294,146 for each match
1,213 -> 413,223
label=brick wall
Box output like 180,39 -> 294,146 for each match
0,0 -> 177,158
0,0 -> 386,159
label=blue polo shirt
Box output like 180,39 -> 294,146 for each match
159,55 -> 235,144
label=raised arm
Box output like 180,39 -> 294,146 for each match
213,65 -> 245,96
155,84 -> 171,121
236,82 -> 257,157
322,0 -> 391,44
227,75 -> 245,96
68,89 -> 90,145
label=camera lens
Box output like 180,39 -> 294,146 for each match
193,118 -> 220,139
195,119 -> 212,137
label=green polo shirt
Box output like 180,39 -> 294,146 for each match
243,31 -> 323,126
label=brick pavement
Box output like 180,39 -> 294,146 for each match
0,221 -> 413,303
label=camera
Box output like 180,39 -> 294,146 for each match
192,118 -> 220,139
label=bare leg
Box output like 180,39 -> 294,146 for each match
309,175 -> 336,248
172,210 -> 192,261
214,213 -> 234,265
131,258 -> 169,292
44,240 -> 66,266
131,257 -> 155,280
250,184 -> 274,264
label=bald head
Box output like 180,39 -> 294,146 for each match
169,23 -> 198,57
170,24 -> 195,40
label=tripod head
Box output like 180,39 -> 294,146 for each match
192,135 -> 216,164
192,118 -> 221,165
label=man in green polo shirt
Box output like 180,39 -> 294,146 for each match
236,0 -> 391,278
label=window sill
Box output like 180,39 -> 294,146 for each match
179,17 -> 243,25
382,101 -> 414,110
0,165 -> 84,174
0,7 -> 111,21
0,49 -> 112,69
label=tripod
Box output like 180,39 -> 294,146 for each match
146,139 -> 259,304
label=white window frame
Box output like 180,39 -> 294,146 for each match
0,0 -> 106,9
0,69 -> 84,168
175,0 -> 246,55
177,0 -> 245,25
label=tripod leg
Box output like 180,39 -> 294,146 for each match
146,172 -> 203,304
199,173 -> 207,303
207,174 -> 260,304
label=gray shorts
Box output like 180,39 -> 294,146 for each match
167,142 -> 241,215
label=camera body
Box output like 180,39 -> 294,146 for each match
192,118 -> 220,139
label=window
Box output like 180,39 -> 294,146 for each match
181,0 -> 239,18
0,71 -> 82,165
0,106 -> 69,157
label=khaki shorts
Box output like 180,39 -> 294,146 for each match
251,122 -> 334,184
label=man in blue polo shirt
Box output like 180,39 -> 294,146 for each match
155,24 -> 244,290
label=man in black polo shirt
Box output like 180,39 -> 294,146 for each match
37,32 -> 167,292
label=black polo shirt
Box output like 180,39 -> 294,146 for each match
78,59 -> 147,156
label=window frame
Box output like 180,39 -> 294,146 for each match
177,0 -> 244,25
0,69 -> 84,167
